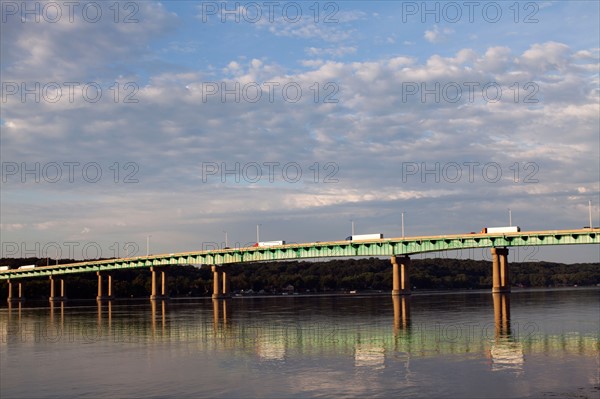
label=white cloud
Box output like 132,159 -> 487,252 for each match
0,224 -> 26,231
1,0 -> 597,262
424,25 -> 455,43
1,2 -> 178,82
305,46 -> 357,57
300,59 -> 325,68
516,42 -> 571,73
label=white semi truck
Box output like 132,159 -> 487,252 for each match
253,241 -> 286,247
480,226 -> 521,234
346,233 -> 384,241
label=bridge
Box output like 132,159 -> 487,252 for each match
1,228 -> 598,302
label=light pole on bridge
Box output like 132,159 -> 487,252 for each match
146,235 -> 152,256
401,211 -> 405,238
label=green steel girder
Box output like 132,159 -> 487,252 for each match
1,229 -> 598,280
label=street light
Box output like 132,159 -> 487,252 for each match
509,208 -> 512,226
146,235 -> 152,256
223,230 -> 228,247
401,211 -> 405,238
256,224 -> 261,243
350,220 -> 355,236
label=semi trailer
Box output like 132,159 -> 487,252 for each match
480,226 -> 521,234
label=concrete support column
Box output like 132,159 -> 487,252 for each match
50,275 -> 55,298
97,272 -> 103,299
107,274 -> 113,299
391,256 -> 411,295
491,248 -> 510,293
499,248 -> 510,292
222,267 -> 231,298
212,266 -> 223,299
401,257 -> 411,294
150,267 -> 168,300
97,272 -> 113,301
151,267 -> 157,298
49,276 -> 66,302
491,248 -> 500,293
392,258 -> 400,294
7,280 -> 13,303
7,281 -> 25,303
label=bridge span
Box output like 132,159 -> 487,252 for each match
1,228 -> 598,302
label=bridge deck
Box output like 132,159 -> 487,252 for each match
1,228 -> 598,280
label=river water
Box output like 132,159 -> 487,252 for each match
1,288 -> 598,398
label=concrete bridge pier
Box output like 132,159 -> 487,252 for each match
96,272 -> 114,301
150,267 -> 168,300
391,256 -> 411,296
222,267 -> 231,298
491,248 -> 510,293
7,280 -> 24,303
49,275 -> 67,302
211,266 -> 231,299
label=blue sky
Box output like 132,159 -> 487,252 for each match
1,1 -> 599,263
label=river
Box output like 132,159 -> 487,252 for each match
1,288 -> 598,398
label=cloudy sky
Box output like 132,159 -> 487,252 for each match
1,1 -> 598,263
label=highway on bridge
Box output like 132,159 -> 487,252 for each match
1,228 -> 598,280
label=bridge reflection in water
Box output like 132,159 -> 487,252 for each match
490,294 -> 524,373
392,295 -> 411,334
2,293 -> 597,369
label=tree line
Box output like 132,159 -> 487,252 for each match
0,257 -> 598,300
